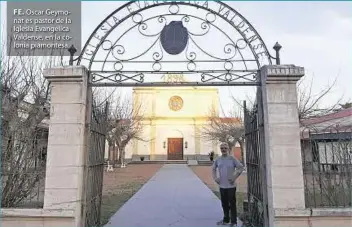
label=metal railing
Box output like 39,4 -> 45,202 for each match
83,101 -> 109,226
301,130 -> 352,208
244,98 -> 266,227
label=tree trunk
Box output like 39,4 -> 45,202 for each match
108,144 -> 113,164
114,146 -> 119,166
120,146 -> 126,168
118,147 -> 121,164
239,140 -> 245,165
228,141 -> 236,156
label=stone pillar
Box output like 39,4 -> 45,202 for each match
43,66 -> 91,227
260,65 -> 306,225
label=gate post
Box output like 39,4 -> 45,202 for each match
260,65 -> 306,225
43,66 -> 91,227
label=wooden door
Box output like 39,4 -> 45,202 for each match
167,138 -> 183,160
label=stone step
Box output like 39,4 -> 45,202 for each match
129,160 -> 188,164
198,160 -> 214,166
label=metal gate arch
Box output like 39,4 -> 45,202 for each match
69,1 -> 281,226
69,0 -> 278,87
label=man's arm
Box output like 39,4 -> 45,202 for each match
212,159 -> 218,182
232,157 -> 244,180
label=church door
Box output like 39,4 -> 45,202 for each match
167,138 -> 183,160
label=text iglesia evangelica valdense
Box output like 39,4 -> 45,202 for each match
82,0 -> 269,60
12,24 -> 70,34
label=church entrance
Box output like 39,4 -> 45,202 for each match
58,1 -> 305,226
167,138 -> 184,160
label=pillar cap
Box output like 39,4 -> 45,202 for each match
260,65 -> 304,83
43,66 -> 89,83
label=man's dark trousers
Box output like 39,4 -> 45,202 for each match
219,187 -> 237,224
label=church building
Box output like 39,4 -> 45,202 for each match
118,86 -> 243,162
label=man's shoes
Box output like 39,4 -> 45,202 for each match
216,220 -> 230,225
229,223 -> 237,227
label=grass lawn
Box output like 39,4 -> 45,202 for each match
190,165 -> 247,215
211,190 -> 246,215
101,164 -> 163,226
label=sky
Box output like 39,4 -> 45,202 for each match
1,1 -> 351,114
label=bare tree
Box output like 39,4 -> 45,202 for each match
201,103 -> 245,161
297,73 -> 352,207
339,102 -> 352,109
106,95 -> 146,168
297,76 -> 344,123
1,40 -> 63,207
228,74 -> 345,124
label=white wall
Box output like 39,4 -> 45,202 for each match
200,138 -> 215,155
135,124 -> 151,156
130,87 -> 220,157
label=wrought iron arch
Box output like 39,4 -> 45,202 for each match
73,0 -> 279,87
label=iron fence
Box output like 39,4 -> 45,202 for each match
244,98 -> 266,227
301,130 -> 352,208
83,100 -> 109,226
1,127 -> 47,208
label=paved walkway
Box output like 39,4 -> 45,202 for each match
105,164 -> 241,227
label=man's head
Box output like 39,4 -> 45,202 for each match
220,143 -> 230,156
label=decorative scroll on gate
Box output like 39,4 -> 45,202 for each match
244,89 -> 267,227
71,1 -> 278,87
83,101 -> 109,226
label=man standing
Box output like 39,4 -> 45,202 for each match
212,143 -> 244,226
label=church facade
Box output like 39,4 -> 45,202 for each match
120,86 -> 242,161
125,86 -> 219,161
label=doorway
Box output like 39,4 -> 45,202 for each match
167,138 -> 183,160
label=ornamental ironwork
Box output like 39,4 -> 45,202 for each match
74,1 -> 279,87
